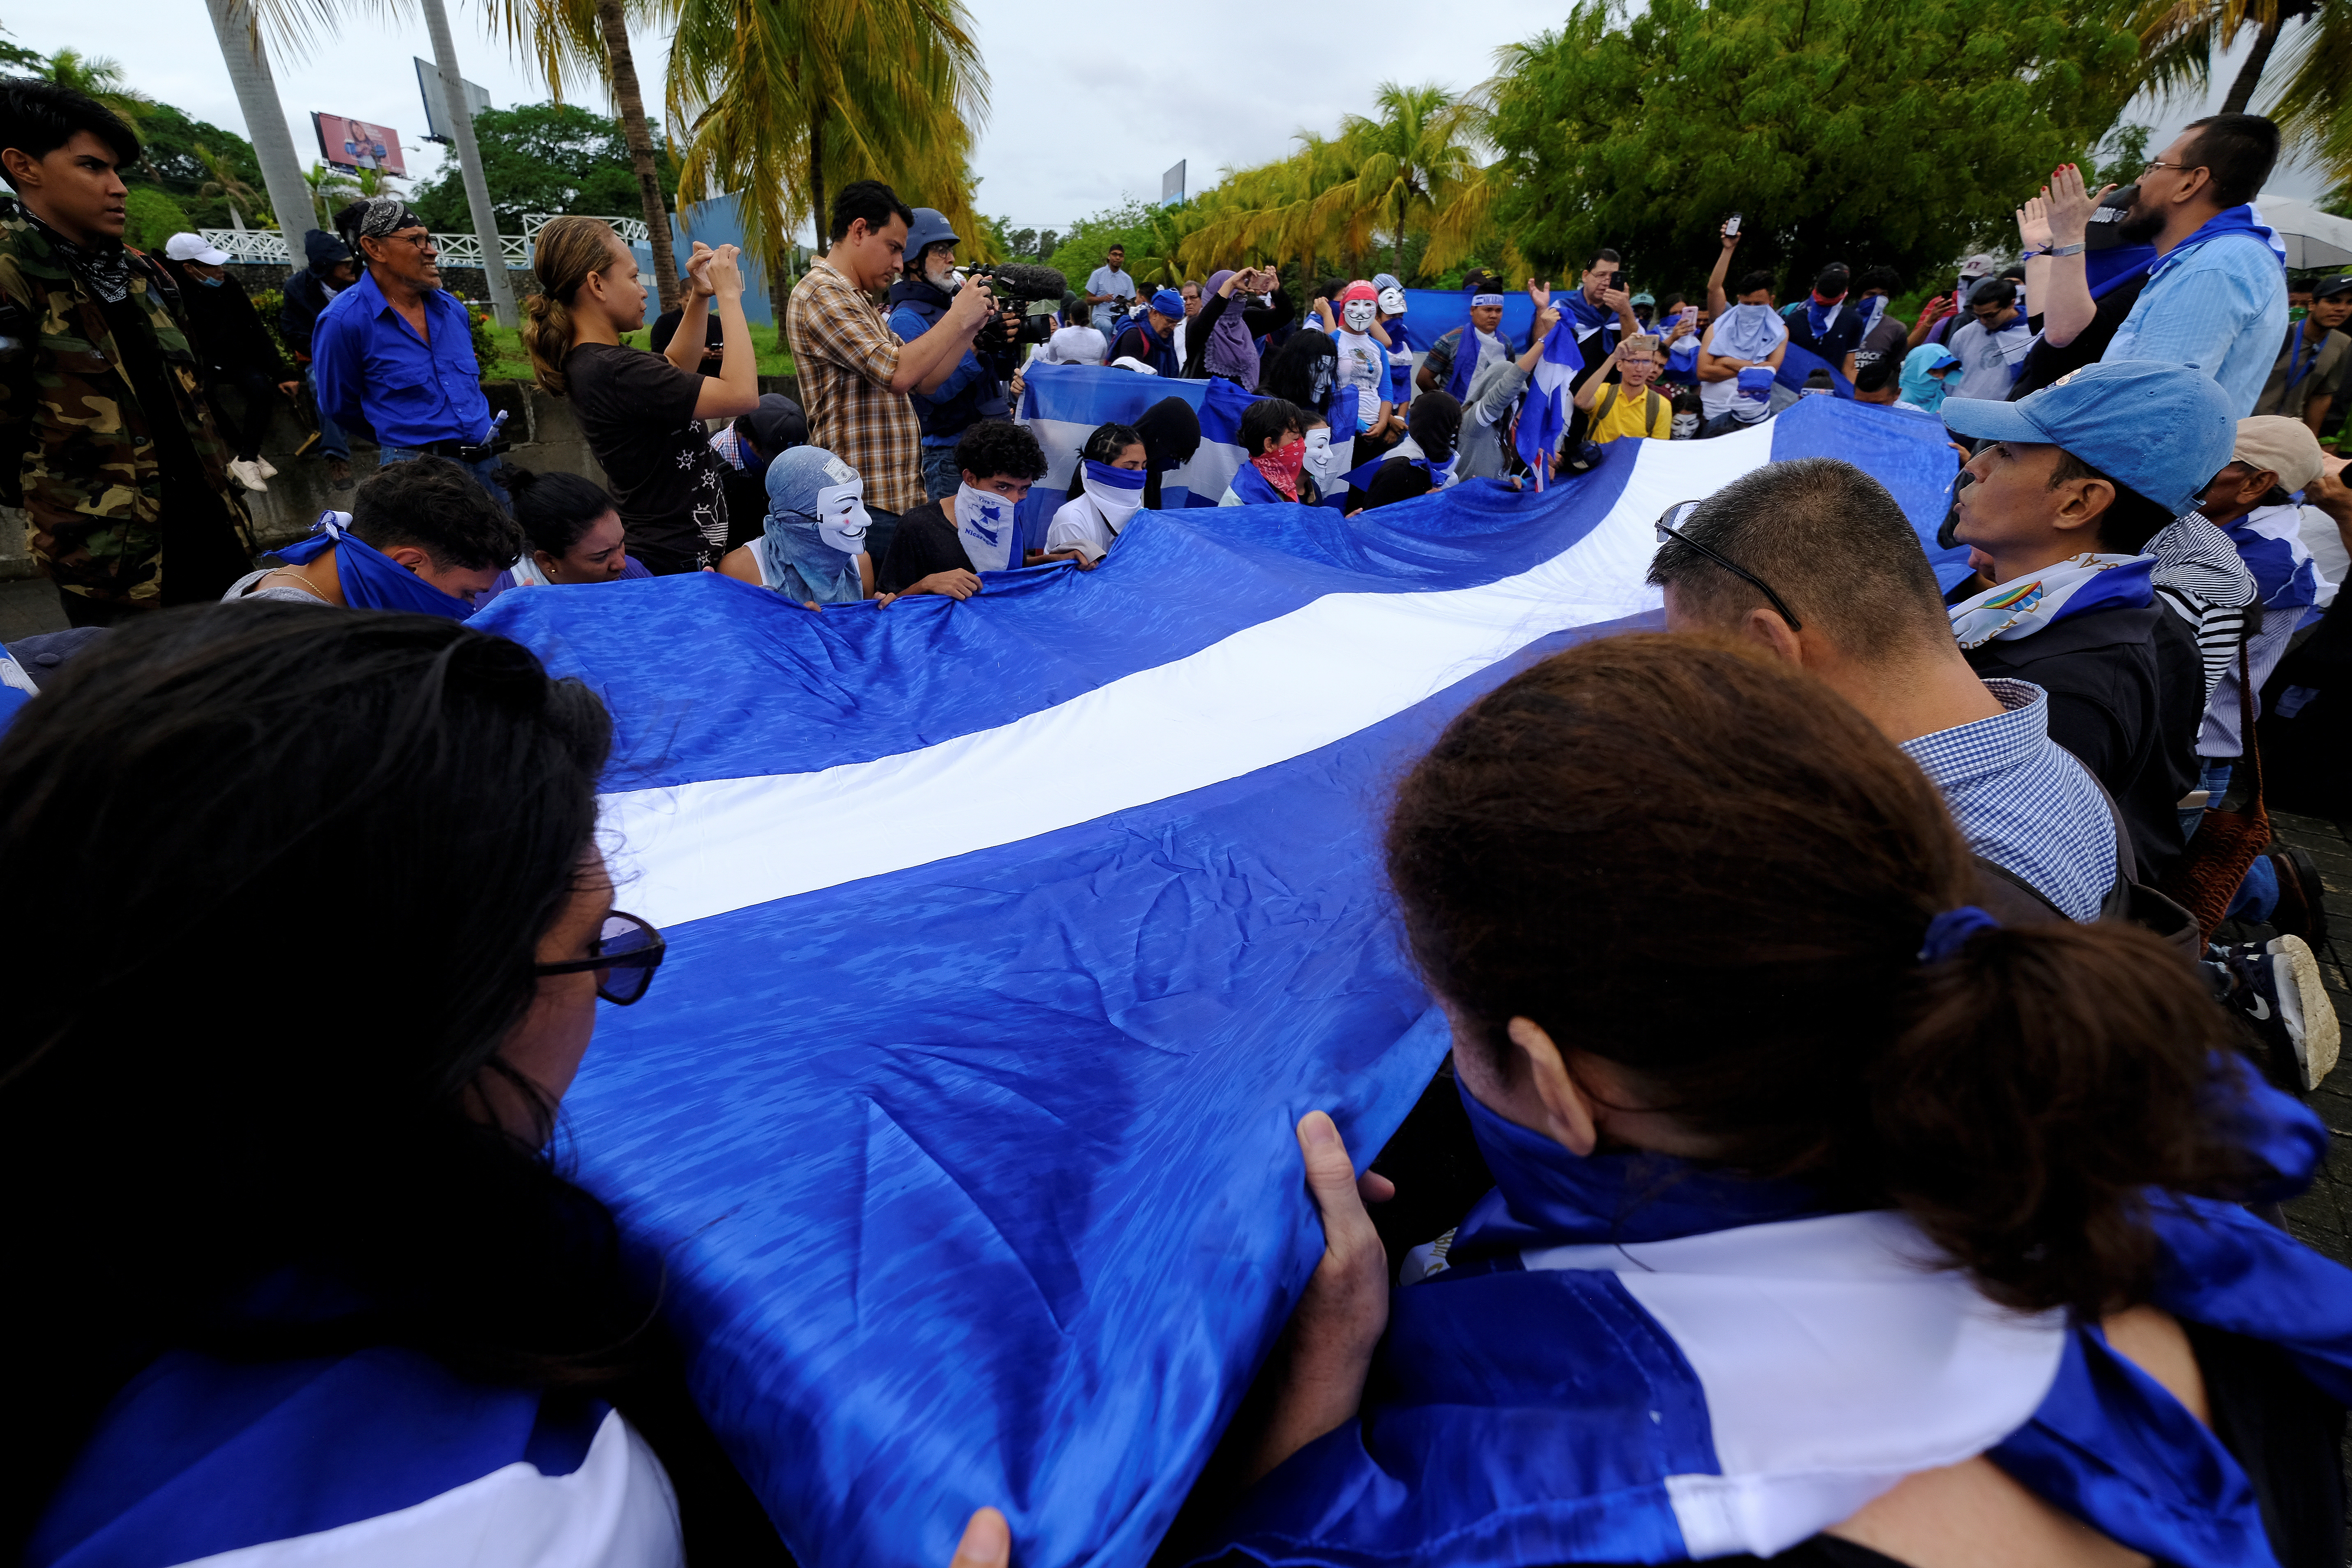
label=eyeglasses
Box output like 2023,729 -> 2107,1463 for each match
1654,502 -> 1803,631
533,910 -> 667,1005
378,231 -> 435,254
2139,159 -> 2194,181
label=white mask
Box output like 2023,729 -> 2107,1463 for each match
954,481 -> 1017,573
815,479 -> 871,554
1342,299 -> 1377,332
1671,412 -> 1700,439
1300,427 -> 1336,483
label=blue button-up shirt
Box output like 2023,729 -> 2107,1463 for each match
311,272 -> 491,449
2103,231 -> 2287,417
1901,679 -> 2117,922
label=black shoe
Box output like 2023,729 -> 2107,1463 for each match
2267,844 -> 2331,948
2214,935 -> 2341,1090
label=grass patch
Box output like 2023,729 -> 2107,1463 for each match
476,322 -> 796,381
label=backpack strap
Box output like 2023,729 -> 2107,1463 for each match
1644,387 -> 1662,433
1596,382 -> 1619,422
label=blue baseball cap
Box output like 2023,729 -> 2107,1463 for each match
1149,288 -> 1186,318
1940,360 -> 2236,514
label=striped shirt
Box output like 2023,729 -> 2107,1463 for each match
785,257 -> 925,513
1901,679 -> 2117,923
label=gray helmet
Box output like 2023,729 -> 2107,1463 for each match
905,207 -> 960,262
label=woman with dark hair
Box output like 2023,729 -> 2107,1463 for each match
1220,398 -> 1307,505
1206,635 -> 2352,1568
0,609 -> 738,1563
1047,421 -> 1146,564
1130,396 -> 1202,509
1262,329 -> 1339,428
476,467 -> 654,606
1358,390 -> 1463,511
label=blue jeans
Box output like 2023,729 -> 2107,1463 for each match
380,446 -> 510,513
920,442 -> 960,502
305,365 -> 348,462
2179,760 -> 2234,839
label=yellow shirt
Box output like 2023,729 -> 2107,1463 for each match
1588,382 -> 1675,444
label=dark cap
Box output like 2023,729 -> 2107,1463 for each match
740,394 -> 807,458
2314,275 -> 2352,301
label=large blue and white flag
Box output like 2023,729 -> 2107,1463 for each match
472,398 -> 1968,1568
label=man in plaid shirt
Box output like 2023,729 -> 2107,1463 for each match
787,180 -> 996,560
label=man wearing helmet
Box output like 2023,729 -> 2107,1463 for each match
885,206 -> 1025,501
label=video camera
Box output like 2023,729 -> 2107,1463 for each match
966,262 -> 1067,348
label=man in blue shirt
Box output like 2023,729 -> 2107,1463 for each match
311,198 -> 505,503
1649,456 -> 2119,922
884,208 -> 1018,501
1082,245 -> 1134,337
2101,113 -> 2287,416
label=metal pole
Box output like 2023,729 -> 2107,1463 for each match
201,0 -> 315,276
416,0 -> 518,327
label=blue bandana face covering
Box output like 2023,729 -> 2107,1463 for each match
272,513 -> 479,619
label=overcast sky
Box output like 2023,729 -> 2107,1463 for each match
7,0 -> 2332,246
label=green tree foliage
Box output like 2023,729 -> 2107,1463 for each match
410,101 -> 679,235
0,24 -> 44,71
1043,199 -> 1188,289
129,103 -> 271,230
1482,0 -> 2143,289
122,187 -> 192,253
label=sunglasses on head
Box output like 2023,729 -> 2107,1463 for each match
1654,502 -> 1803,631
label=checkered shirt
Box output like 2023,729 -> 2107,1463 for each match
786,258 -> 925,513
1900,679 -> 2117,923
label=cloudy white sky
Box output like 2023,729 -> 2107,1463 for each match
7,0 -> 2333,244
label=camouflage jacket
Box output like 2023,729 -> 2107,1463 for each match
0,197 -> 250,606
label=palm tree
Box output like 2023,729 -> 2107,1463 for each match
35,49 -> 155,125
1313,83 -> 1486,280
196,143 -> 274,228
664,0 -> 990,287
482,0 -> 684,313
199,0 -> 322,267
2128,0 -> 2352,190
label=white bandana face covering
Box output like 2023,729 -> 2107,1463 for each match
815,479 -> 871,554
1080,460 -> 1146,534
1342,299 -> 1377,332
953,482 -> 1017,573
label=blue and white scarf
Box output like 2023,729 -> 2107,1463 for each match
1204,1066 -> 2343,1568
273,511 -> 478,619
2149,203 -> 2288,282
2151,511 -> 2260,705
1442,325 -> 1512,404
1706,302 -> 1786,364
1948,552 -> 2156,649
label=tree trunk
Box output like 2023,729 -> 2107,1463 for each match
200,0 -> 313,279
417,0 -> 519,327
2219,9 -> 2283,115
597,0 -> 680,313
810,111 -> 828,261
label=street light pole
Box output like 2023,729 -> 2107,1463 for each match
417,0 -> 519,327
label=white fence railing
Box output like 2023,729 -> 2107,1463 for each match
198,214 -> 649,269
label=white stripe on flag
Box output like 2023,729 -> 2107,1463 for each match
601,426 -> 1775,928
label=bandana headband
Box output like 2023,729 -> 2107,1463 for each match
358,197 -> 427,239
1471,293 -> 1506,308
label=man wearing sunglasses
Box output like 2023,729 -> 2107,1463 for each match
312,196 -> 508,506
1648,460 -> 2120,926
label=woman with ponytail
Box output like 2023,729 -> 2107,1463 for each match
522,214 -> 760,577
1205,633 -> 2352,1568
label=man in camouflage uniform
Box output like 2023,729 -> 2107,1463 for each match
0,78 -> 251,626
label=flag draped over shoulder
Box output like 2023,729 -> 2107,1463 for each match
471,398 -> 1969,1568
1514,317 -> 1589,477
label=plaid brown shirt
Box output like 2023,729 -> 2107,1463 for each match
787,257 -> 924,513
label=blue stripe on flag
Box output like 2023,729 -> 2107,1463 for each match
472,401 -> 1965,1568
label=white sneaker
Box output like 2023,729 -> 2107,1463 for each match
254,456 -> 279,479
226,458 -> 268,492
2217,935 -> 2342,1089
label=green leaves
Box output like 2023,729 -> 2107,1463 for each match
408,101 -> 677,234
1487,0 -> 2141,289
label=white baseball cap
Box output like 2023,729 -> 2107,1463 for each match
164,233 -> 232,265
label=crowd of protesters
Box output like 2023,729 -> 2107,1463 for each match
8,65 -> 2352,1568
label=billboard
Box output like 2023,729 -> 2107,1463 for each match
312,113 -> 407,178
415,58 -> 492,144
1161,159 -> 1186,207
